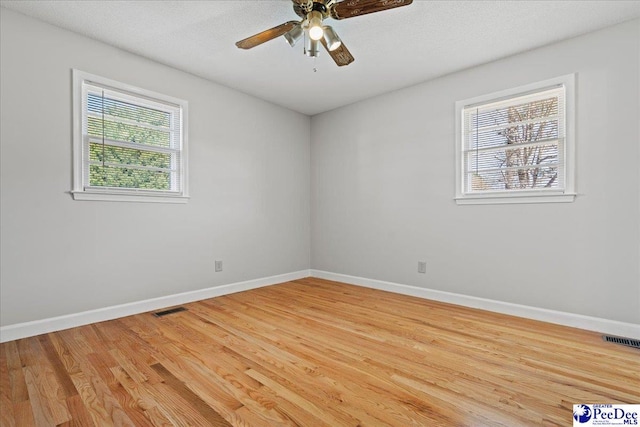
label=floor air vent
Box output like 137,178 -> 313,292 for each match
602,335 -> 640,350
154,307 -> 187,317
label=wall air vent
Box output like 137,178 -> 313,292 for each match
602,335 -> 640,350
153,307 -> 187,317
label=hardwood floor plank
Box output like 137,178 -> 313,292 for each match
150,363 -> 233,427
88,354 -> 156,427
64,394 -> 96,427
1,278 -> 638,426
37,335 -> 79,399
0,343 -> 16,427
109,365 -> 166,421
22,365 -> 57,426
3,341 -> 29,404
14,339 -> 39,369
94,320 -> 164,385
245,368 -> 345,427
45,333 -> 82,378
12,400 -> 36,427
69,364 -> 136,426
144,379 -> 222,426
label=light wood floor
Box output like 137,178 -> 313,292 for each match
1,278 -> 638,426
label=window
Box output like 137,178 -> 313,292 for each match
72,70 -> 188,203
455,74 -> 575,205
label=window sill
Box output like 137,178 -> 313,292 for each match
455,193 -> 576,205
71,190 -> 189,204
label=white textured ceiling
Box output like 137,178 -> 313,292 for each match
2,0 -> 639,115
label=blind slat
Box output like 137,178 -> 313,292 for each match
465,113 -> 560,134
88,160 -> 177,173
86,110 -> 173,133
87,137 -> 180,155
463,138 -> 562,155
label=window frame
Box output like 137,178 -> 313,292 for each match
72,70 -> 189,203
454,74 -> 576,205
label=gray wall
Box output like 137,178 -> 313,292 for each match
311,19 -> 640,324
2,8 -> 638,329
0,9 -> 311,326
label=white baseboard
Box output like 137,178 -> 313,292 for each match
4,269 -> 638,343
0,270 -> 311,343
311,270 -> 640,340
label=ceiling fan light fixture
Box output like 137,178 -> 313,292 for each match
307,10 -> 324,41
304,37 -> 319,57
322,26 -> 342,51
284,24 -> 303,47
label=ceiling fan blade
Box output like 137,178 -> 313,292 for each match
321,39 -> 355,67
236,21 -> 299,49
331,0 -> 413,20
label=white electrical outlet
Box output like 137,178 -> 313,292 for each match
418,261 -> 426,274
215,260 -> 223,272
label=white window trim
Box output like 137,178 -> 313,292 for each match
71,69 -> 189,203
454,74 -> 576,205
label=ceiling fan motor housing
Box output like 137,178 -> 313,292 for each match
295,0 -> 335,19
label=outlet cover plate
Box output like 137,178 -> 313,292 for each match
418,261 -> 426,274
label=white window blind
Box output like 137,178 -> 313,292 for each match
455,75 -> 575,205
72,70 -> 188,203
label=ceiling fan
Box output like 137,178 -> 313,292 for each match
236,0 -> 413,67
